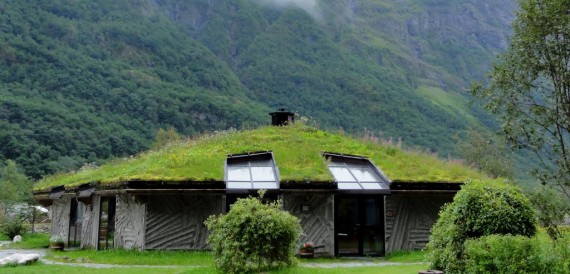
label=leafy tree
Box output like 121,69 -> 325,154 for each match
455,126 -> 514,179
0,160 -> 32,221
472,0 -> 570,199
151,127 -> 182,150
528,187 -> 570,240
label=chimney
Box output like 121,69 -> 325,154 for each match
269,108 -> 295,126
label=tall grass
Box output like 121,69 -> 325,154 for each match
36,123 -> 486,190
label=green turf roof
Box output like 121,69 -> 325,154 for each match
34,124 -> 487,191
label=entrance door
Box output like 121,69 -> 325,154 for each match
98,196 -> 116,250
68,199 -> 84,247
335,196 -> 385,256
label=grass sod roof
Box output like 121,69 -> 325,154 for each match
34,124 -> 487,191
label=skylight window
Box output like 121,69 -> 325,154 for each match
324,153 -> 390,193
225,152 -> 279,190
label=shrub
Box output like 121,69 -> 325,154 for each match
0,217 -> 26,239
464,234 -> 570,274
426,180 -> 536,273
205,193 -> 302,274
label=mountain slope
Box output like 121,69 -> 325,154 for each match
0,0 -> 269,178
0,0 -> 516,179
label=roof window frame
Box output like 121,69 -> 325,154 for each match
225,151 -> 280,192
323,152 -> 391,194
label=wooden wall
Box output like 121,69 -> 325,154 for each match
50,198 -> 70,244
115,194 -> 146,250
385,192 -> 453,252
81,195 -> 100,249
283,193 -> 334,256
144,194 -> 223,250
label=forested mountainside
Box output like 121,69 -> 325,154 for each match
0,0 -> 515,179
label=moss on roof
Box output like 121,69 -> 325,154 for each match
34,124 -> 487,191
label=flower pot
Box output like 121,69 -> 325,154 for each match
50,242 -> 64,251
299,250 -> 314,259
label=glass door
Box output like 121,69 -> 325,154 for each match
335,196 -> 385,256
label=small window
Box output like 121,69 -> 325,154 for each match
324,153 -> 390,193
225,152 -> 279,190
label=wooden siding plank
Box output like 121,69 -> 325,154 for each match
283,194 -> 334,256
144,194 -> 222,250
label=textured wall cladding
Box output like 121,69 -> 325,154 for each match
283,194 -> 334,256
145,194 -> 223,250
50,198 -> 71,243
115,194 -> 146,250
81,195 -> 100,249
385,193 -> 453,252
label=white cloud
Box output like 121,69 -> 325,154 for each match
251,0 -> 323,21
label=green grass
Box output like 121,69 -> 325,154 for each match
45,250 -> 214,266
416,85 -> 477,124
275,264 -> 429,274
384,250 -> 426,263
18,249 -> 429,273
0,233 -> 49,249
45,249 -> 427,265
0,261 -> 429,274
0,234 -> 9,241
35,124 -> 486,191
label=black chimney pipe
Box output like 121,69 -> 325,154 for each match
269,108 -> 295,126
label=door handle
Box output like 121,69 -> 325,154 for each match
337,233 -> 348,236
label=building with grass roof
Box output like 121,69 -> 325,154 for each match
34,110 -> 486,256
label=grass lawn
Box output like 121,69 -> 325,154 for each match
4,240 -> 428,273
46,250 -> 214,266
0,262 -> 429,274
1,233 -> 50,249
45,249 -> 426,266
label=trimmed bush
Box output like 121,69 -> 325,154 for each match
464,234 -> 570,274
0,217 -> 26,239
205,194 -> 302,274
426,180 -> 536,273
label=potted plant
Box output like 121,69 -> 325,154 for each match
299,241 -> 315,258
49,236 -> 65,251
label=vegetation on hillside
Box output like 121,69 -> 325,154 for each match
0,0 -> 516,181
0,0 -> 268,179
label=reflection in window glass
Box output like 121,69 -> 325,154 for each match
227,166 -> 251,181
349,166 -> 379,182
329,167 -> 356,182
251,167 -> 276,181
226,153 -> 279,190
325,154 -> 389,191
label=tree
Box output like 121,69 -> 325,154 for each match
151,127 -> 182,150
455,126 -> 514,179
0,160 -> 33,221
472,0 -> 570,199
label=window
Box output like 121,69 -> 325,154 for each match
225,152 -> 279,190
324,153 -> 390,193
